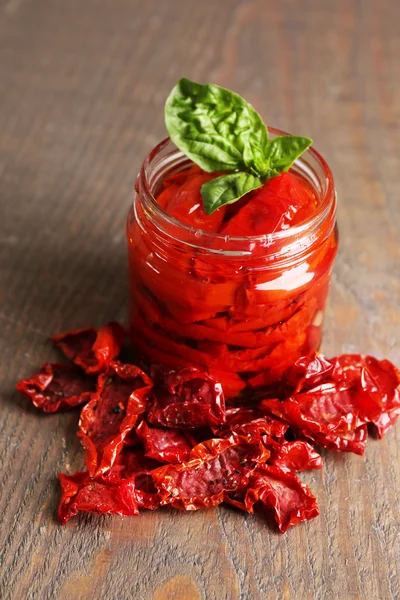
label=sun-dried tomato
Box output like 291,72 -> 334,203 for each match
146,367 -> 225,428
224,407 -> 264,426
262,385 -> 364,436
51,322 -> 125,374
306,425 -> 368,455
109,447 -> 161,510
283,353 -> 334,394
135,419 -> 196,463
225,407 -> 288,438
216,417 -> 289,447
17,313 -> 400,534
78,361 -> 152,477
268,440 -> 323,472
58,471 -> 138,524
244,464 -> 319,533
165,171 -> 227,232
330,355 -> 400,437
262,354 -> 400,450
16,363 -> 95,413
220,172 -> 317,236
151,434 -> 269,510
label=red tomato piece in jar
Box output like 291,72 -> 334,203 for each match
220,172 -> 317,236
160,170 -> 227,232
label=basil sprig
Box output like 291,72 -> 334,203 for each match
165,78 -> 312,215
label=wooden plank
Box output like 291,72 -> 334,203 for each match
0,0 -> 399,598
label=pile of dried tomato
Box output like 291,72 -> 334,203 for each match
16,323 -> 400,533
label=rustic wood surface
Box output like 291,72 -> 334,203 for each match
0,0 -> 399,598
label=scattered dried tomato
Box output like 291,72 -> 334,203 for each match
51,322 -> 125,374
15,320 -> 400,533
283,353 -> 335,394
58,471 -> 138,524
108,447 -> 161,510
262,354 -> 400,451
268,440 -> 323,472
262,385 -> 365,437
306,426 -> 368,455
16,363 -> 95,413
218,407 -> 289,441
244,464 -> 319,533
151,434 -> 269,510
135,419 -> 196,463
146,367 -> 225,428
330,355 -> 400,437
78,361 -> 152,477
224,406 -> 265,426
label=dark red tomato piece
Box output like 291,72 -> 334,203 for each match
268,440 -> 323,472
244,464 -> 319,533
267,354 -> 400,442
284,353 -> 334,394
328,355 -> 400,436
78,361 -> 152,477
224,407 -> 264,426
146,366 -> 225,428
220,172 -> 317,236
58,471 -> 138,524
160,171 -> 227,232
110,448 -> 161,510
51,322 -> 125,374
151,434 -> 270,510
261,385 -> 365,436
135,419 -> 196,463
16,363 -> 95,413
308,425 -> 368,455
215,411 -> 288,444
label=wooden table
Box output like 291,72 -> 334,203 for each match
1,0 -> 399,598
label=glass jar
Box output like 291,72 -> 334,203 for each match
127,130 -> 338,400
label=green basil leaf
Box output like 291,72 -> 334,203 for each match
165,78 -> 269,173
201,172 -> 262,215
263,135 -> 312,174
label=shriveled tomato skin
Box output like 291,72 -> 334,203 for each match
51,322 -> 125,374
48,345 -> 399,529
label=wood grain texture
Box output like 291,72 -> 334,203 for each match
0,0 -> 399,598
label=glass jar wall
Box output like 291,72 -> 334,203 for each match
127,131 -> 338,399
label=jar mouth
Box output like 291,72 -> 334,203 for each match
137,129 -> 336,250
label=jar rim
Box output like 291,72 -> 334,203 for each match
138,128 -> 336,247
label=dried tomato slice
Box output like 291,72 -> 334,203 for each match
78,361 -> 152,477
164,171 -> 227,232
146,367 -> 225,428
284,353 -> 334,394
58,471 -> 138,524
224,407 -> 264,426
135,419 -> 196,463
307,426 -> 368,455
51,322 -> 125,374
220,172 -> 317,236
244,464 -> 319,533
330,355 -> 400,437
221,407 -> 288,440
110,447 -> 161,510
262,354 -> 400,448
261,385 -> 364,436
16,363 -> 95,413
19,320 -> 400,534
151,434 -> 269,510
268,440 -> 323,472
